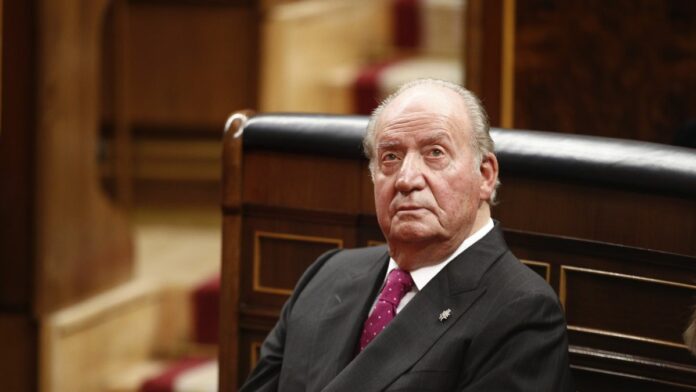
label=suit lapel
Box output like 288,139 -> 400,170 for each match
306,250 -> 388,391
322,225 -> 508,392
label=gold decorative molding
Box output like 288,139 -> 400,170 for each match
560,265 -> 696,349
253,231 -> 344,295
250,340 -> 263,369
521,259 -> 551,282
367,240 -> 385,247
500,0 -> 516,127
568,325 -> 688,350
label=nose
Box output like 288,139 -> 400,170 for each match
394,153 -> 426,194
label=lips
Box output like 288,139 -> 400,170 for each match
396,205 -> 422,211
394,204 -> 429,214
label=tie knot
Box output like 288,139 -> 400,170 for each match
382,268 -> 414,304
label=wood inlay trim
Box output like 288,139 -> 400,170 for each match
253,231 -> 344,295
250,340 -> 262,370
568,326 -> 688,350
521,259 -> 551,282
560,265 -> 696,349
570,364 -> 696,390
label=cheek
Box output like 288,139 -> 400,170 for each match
435,176 -> 479,214
373,180 -> 391,212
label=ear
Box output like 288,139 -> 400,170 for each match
478,152 -> 499,201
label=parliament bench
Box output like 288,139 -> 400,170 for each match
220,113 -> 696,391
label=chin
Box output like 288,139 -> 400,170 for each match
388,225 -> 438,244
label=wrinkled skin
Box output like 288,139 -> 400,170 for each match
372,85 -> 499,270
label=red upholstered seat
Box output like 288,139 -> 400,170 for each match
139,274 -> 221,392
192,274 -> 220,345
139,358 -> 213,392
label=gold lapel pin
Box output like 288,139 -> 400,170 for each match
438,308 -> 452,322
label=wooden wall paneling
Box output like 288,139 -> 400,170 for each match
572,364 -> 696,392
359,160 -> 376,214
237,329 -> 267,382
104,2 -> 260,206
520,259 -> 550,283
127,3 -> 259,129
252,230 -> 343,295
235,142 -> 371,386
1,0 -> 38,390
465,0 -> 696,143
111,0 -> 133,205
242,151 -> 363,214
1,0 -> 36,311
240,208 -> 357,313
494,176 -> 696,256
0,0 -> 3,129
464,0 -> 503,126
0,316 -> 37,392
99,0 -> 133,205
504,230 -> 696,386
34,0 -> 133,314
562,266 -> 695,351
220,115 -> 244,391
513,0 -> 696,143
357,217 -> 385,249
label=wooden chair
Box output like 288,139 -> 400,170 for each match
221,112 -> 696,391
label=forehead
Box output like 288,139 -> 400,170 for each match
375,85 -> 472,144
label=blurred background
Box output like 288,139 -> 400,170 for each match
1,0 -> 694,391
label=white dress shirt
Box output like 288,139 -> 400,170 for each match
372,218 -> 495,315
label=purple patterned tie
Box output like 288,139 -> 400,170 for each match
359,268 -> 414,351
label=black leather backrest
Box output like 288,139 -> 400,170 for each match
240,113 -> 696,197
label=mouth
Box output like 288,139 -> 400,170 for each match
395,205 -> 426,213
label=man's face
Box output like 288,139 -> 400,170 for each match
373,87 -> 489,250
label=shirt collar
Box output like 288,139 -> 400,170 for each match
385,218 -> 495,291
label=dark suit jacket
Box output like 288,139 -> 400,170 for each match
240,225 -> 575,391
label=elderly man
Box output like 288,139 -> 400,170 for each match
240,79 -> 574,391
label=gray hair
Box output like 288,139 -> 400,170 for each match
363,78 -> 500,203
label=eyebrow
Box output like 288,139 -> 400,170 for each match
376,139 -> 402,150
377,131 -> 454,151
419,131 -> 453,146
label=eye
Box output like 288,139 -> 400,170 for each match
382,152 -> 399,162
429,147 -> 445,157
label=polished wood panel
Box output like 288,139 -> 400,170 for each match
2,0 -> 138,389
521,260 -> 550,282
505,230 -> 696,387
219,127 -> 243,391
238,331 -> 268,381
465,0 -> 503,126
1,1 -> 38,390
240,208 -> 357,312
0,316 -> 37,392
466,0 -> 696,144
242,151 -> 364,213
127,3 -> 258,129
253,231 -> 343,295
34,0 -> 133,314
573,365 -> 696,392
101,2 -> 260,206
494,176 -> 696,256
0,0 -> 36,311
562,266 -> 695,348
514,0 -> 696,143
